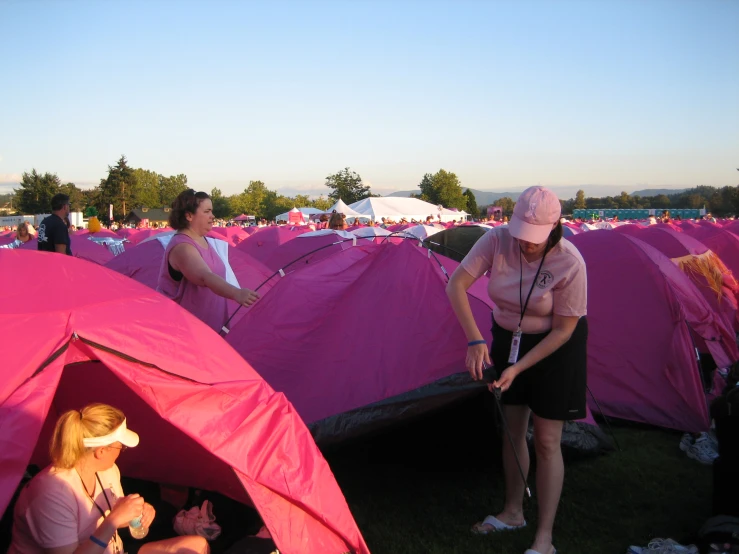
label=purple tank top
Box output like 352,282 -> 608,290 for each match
157,233 -> 229,332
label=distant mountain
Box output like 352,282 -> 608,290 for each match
631,188 -> 688,197
386,188 -> 521,205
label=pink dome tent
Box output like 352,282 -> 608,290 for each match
0,250 -> 368,554
682,225 -> 739,280
569,231 -> 735,432
615,225 -> 739,331
225,240 -> 606,451
236,226 -> 310,263
209,226 -> 249,246
19,235 -> 114,265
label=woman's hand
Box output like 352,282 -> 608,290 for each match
491,365 -> 521,392
235,288 -> 260,307
108,494 -> 145,528
140,502 -> 156,528
466,343 -> 491,381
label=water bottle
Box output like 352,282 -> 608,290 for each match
129,516 -> 149,539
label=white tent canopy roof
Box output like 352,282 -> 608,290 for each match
328,199 -> 365,217
347,197 -> 467,222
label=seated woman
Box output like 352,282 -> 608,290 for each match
9,403 -> 209,554
157,189 -> 259,332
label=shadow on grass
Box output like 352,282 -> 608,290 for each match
325,394 -> 712,554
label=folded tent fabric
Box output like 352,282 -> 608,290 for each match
0,249 -> 369,554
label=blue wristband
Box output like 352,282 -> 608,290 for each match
90,535 -> 107,548
467,339 -> 487,346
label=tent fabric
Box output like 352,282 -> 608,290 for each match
683,225 -> 739,279
422,226 -> 489,263
569,231 -> 714,432
19,236 -> 114,265
209,226 -> 250,246
348,197 -> 467,223
0,250 -> 368,554
225,241 -> 494,438
615,225 -> 739,331
328,199 -> 364,217
235,226 -> 311,263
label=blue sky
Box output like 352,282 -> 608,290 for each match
1,0 -> 737,198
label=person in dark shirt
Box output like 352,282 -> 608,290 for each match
38,194 -> 72,255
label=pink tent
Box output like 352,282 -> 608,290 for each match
74,228 -> 120,239
209,226 -> 249,246
19,236 -> 114,265
259,232 -> 377,274
569,231 -> 725,432
682,225 -> 739,279
0,250 -> 368,554
124,228 -> 170,246
226,241 -> 494,441
233,214 -> 250,221
236,226 -> 310,263
615,225 -> 739,331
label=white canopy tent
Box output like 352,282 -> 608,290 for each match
327,199 -> 366,218
275,207 -> 324,222
347,197 -> 467,223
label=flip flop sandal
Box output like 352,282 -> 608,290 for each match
471,515 -> 527,535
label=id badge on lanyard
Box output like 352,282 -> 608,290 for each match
508,328 -> 523,364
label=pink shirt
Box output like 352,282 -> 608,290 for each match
9,465 -> 125,554
157,233 -> 229,332
460,227 -> 587,333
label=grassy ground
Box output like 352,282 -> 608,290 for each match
325,394 -> 712,554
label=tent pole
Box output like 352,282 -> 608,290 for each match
587,385 -> 621,452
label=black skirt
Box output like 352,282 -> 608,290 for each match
491,317 -> 588,420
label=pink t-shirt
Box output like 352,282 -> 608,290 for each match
9,465 -> 125,554
156,233 -> 229,332
460,227 -> 587,333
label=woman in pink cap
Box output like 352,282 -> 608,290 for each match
9,403 -> 209,554
446,186 -> 588,554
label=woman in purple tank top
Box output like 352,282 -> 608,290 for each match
156,190 -> 259,332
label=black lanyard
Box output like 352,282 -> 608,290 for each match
518,246 -> 548,331
77,471 -> 119,553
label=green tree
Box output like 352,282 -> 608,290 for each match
312,195 -> 333,211
133,168 -> 161,208
210,187 -> 231,219
653,194 -> 671,208
325,167 -> 371,204
574,190 -> 586,209
58,183 -> 86,212
494,196 -> 515,215
14,170 -> 62,214
232,181 -> 269,216
159,174 -> 188,207
463,189 -> 478,217
417,169 -> 467,211
96,156 -> 140,223
292,194 -> 311,207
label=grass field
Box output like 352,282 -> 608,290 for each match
326,394 -> 712,554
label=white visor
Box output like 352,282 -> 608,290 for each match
82,418 -> 140,448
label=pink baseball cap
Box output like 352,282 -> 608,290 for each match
508,186 -> 561,244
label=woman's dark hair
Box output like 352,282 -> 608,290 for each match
547,220 -> 563,250
169,189 -> 211,230
328,213 -> 345,230
319,214 -> 329,222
